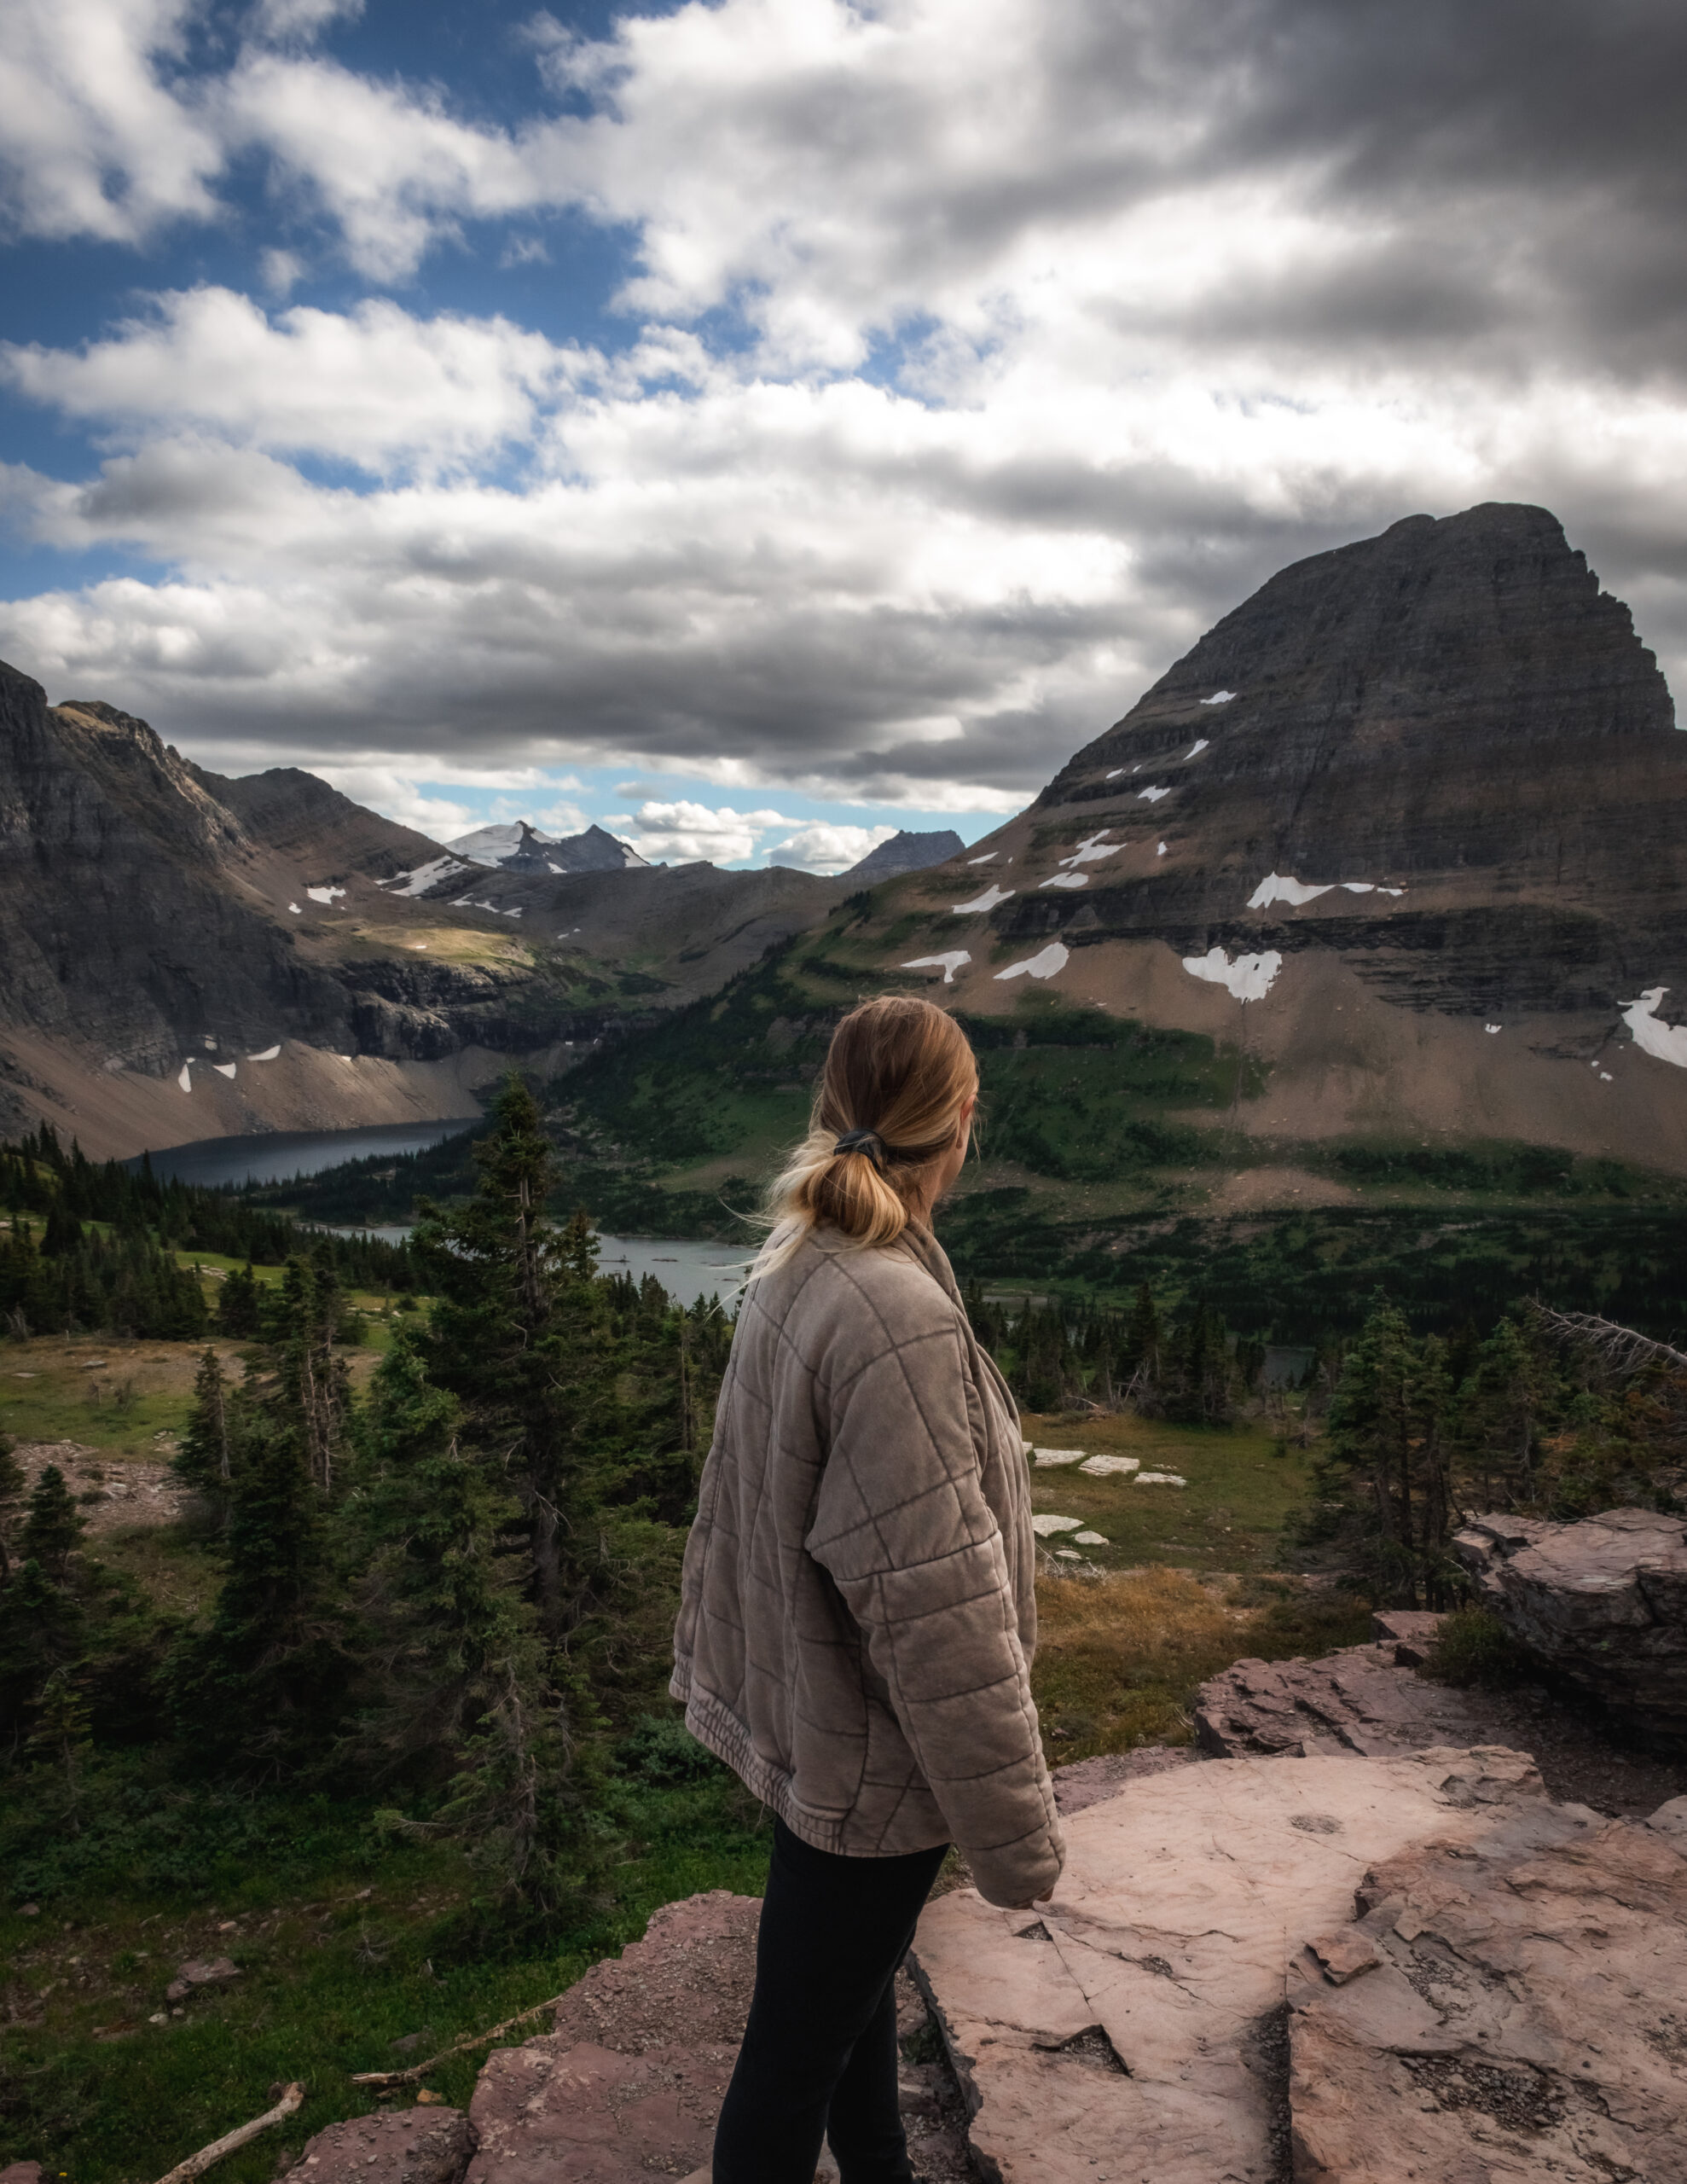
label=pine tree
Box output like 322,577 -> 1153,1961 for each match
409,1076 -> 601,1640
355,1337 -> 595,1906
1456,1311 -> 1555,1511
26,1670 -> 95,1833
176,1348 -> 239,1520
273,1256 -> 351,1496
1307,1298 -> 1455,1604
219,1262 -> 263,1338
170,1409 -> 346,1774
0,1434 -> 24,1583
21,1464 -> 86,1581
0,1558 -> 84,1740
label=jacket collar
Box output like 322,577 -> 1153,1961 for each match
801,1217 -> 962,1306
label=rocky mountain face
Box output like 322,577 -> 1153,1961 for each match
188,761 -> 442,880
840,828 -> 965,882
855,502 -> 1687,1179
0,672 -> 352,1077
0,665 -> 841,1155
1023,501 -> 1682,1017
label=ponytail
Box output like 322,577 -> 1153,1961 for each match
756,996 -> 978,1274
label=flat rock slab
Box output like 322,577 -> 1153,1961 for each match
911,1745 -> 1547,2184
1455,1507 -> 1687,1747
1052,1744 -> 1197,1816
1290,1800 -> 1687,2182
467,1890 -> 971,2184
286,2110 -> 475,2184
1195,1642 -> 1496,1760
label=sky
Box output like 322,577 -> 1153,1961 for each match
3,2 -> 1686,873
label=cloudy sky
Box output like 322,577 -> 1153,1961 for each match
2,0 -> 1685,871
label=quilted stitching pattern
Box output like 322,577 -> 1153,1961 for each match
672,1222 -> 1065,1907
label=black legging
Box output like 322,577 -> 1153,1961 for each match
711,1818 -> 949,2184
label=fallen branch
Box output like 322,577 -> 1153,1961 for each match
349,1996 -> 563,2088
1529,1304 -> 1687,1377
153,2082 -> 304,2184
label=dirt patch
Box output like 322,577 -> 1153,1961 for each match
9,1441 -> 193,1533
1204,1165 -> 1359,1211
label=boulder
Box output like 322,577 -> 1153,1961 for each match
1370,1608 -> 1446,1665
1649,1793 -> 1687,1840
1,2163 -> 43,2184
1194,1641 -> 1496,1759
1288,1799 -> 1687,2182
467,1890 -> 971,2184
284,2110 -> 474,2184
165,1955 -> 241,2002
1452,1507 -> 1687,1747
909,1745 -> 1546,2184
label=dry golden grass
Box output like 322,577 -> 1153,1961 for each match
1031,1564 -> 1373,1764
343,922 -> 531,966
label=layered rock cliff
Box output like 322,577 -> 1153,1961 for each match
1022,501 -> 1684,1019
859,502 -> 1687,1176
0,660 -> 847,1155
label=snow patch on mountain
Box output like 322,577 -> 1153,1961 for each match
1622,988 -> 1687,1067
996,943 -> 1069,981
1183,946 -> 1283,1001
901,951 -> 970,984
380,855 -> 470,897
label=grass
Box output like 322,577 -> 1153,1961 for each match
340,924 -> 533,967
1031,1567 -> 1373,1763
0,1328 -> 389,1460
0,1767 -> 773,2184
1017,1405 -> 1311,1572
1421,1605 -> 1535,1688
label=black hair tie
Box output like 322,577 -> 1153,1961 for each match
836,1128 -> 892,1170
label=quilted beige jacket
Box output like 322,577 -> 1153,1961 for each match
670,1218 -> 1064,1908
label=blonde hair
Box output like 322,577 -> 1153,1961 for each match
757,996 -> 978,1270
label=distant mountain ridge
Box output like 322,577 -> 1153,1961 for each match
0,671 -> 844,1156
534,502 -> 1687,1254
447,819 -> 652,874
841,828 -> 965,882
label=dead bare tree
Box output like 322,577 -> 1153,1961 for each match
1528,1304 -> 1687,1379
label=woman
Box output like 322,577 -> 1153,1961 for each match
673,995 -> 1064,2184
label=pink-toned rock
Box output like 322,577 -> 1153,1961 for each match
1,2162 -> 44,2184
910,1746 -> 1547,2184
1454,1507 -> 1687,1746
165,1955 -> 240,2002
1051,1743 -> 1197,1815
1370,1608 -> 1446,1666
1289,1799 -> 1687,2182
548,1891 -> 761,2053
1194,1642 -> 1497,1759
466,1891 -> 970,2184
1304,1931 -> 1379,1985
284,2109 -> 473,2184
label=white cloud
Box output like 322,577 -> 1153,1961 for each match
768,821 -> 897,872
249,0 -> 364,41
2,288 -> 584,471
0,0 -> 223,245
606,799 -> 800,866
7,0 -> 1687,825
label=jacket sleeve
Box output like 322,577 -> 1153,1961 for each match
804,1305 -> 1065,1908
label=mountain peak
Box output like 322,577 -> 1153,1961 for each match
841,828 -> 965,882
445,819 -> 652,874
